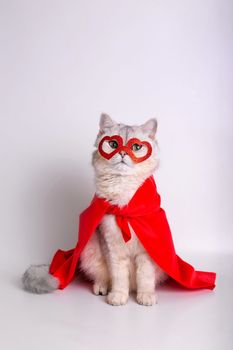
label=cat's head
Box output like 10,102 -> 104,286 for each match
92,114 -> 159,177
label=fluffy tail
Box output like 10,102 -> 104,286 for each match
22,264 -> 59,294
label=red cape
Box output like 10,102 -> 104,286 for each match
49,176 -> 216,290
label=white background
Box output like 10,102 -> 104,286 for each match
0,1 -> 232,350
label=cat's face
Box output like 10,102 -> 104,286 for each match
92,114 -> 159,176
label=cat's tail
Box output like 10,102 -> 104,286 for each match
22,264 -> 59,294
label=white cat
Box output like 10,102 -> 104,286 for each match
22,114 -> 167,306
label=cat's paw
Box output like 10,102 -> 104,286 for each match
136,292 -> 157,306
107,291 -> 128,306
93,282 -> 108,296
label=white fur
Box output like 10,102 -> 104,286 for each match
80,114 -> 167,306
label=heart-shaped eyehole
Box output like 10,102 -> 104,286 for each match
98,135 -> 123,160
125,138 -> 152,163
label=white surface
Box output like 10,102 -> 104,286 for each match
0,1 -> 232,349
1,254 -> 233,350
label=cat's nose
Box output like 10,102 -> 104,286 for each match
120,151 -> 126,157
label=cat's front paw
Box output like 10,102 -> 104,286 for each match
93,282 -> 108,296
136,292 -> 157,306
107,291 -> 128,306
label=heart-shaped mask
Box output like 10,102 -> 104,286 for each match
98,135 -> 152,163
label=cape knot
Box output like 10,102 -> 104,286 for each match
105,206 -> 132,242
106,205 -> 130,217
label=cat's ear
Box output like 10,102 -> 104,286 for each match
99,113 -> 116,133
141,118 -> 158,140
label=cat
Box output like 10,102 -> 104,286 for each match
22,114 -> 167,306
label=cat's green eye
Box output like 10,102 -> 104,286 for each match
109,140 -> 118,149
132,143 -> 142,151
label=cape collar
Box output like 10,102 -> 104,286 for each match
94,176 -> 161,217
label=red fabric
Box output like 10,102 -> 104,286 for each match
49,176 -> 216,290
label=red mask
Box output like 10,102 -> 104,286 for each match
98,135 -> 152,163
